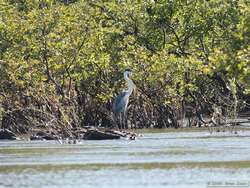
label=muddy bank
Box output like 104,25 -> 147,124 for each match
0,106 -> 249,141
0,127 -> 140,141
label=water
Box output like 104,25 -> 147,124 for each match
1,130 -> 250,188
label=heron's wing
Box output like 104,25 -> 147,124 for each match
113,91 -> 129,114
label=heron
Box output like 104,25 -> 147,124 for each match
112,69 -> 136,129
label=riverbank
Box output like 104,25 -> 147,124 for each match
1,122 -> 250,142
0,113 -> 249,141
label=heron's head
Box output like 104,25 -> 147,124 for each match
124,68 -> 132,78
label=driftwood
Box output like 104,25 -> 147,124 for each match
0,127 -> 139,141
82,128 -> 141,140
84,129 -> 120,140
0,129 -> 16,140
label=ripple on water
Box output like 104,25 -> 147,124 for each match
1,131 -> 250,188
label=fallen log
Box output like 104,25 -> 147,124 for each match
105,130 -> 127,137
83,129 -> 120,140
0,129 -> 16,140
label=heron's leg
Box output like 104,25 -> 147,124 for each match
115,114 -> 120,129
112,113 -> 117,129
123,111 -> 128,129
119,113 -> 122,129
120,112 -> 124,129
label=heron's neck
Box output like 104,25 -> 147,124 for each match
124,74 -> 135,95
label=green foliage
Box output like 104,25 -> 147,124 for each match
0,0 -> 249,128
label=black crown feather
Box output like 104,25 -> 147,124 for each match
124,68 -> 132,72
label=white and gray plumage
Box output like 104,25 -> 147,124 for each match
112,69 -> 135,129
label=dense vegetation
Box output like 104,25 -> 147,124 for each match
0,0 -> 249,134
